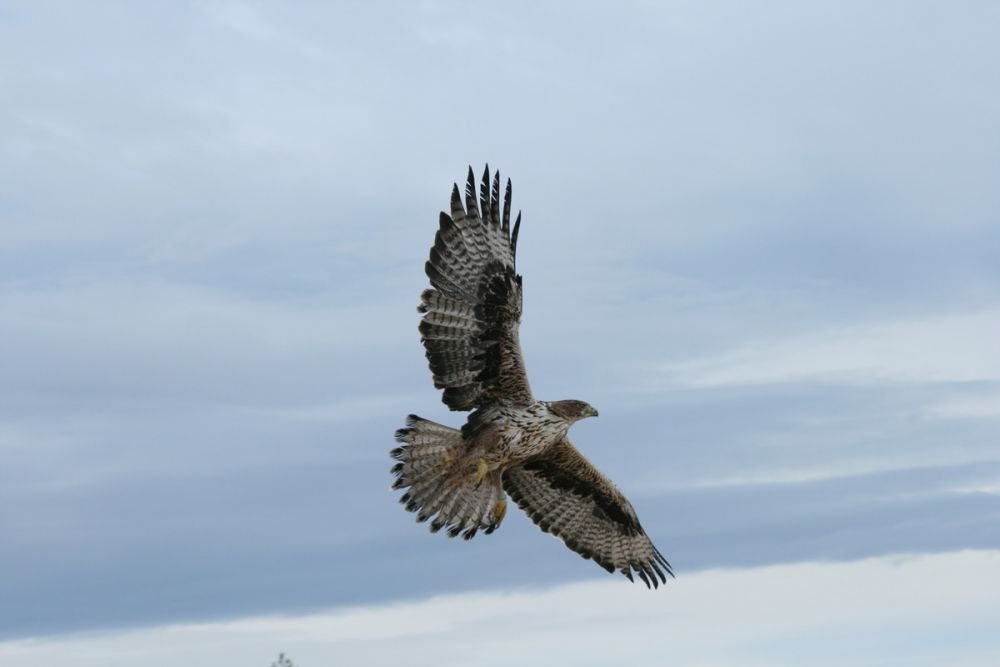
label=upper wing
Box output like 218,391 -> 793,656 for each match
418,165 -> 533,411
503,439 -> 673,588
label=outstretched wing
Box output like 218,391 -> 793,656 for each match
418,165 -> 533,411
503,439 -> 673,588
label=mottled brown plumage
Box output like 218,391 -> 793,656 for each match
391,166 -> 672,587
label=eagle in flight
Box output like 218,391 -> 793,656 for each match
391,166 -> 672,588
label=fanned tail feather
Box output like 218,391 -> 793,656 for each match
391,415 -> 506,539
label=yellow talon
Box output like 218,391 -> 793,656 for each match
474,457 -> 489,486
492,498 -> 507,525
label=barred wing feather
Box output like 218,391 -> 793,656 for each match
418,165 -> 533,410
503,439 -> 674,588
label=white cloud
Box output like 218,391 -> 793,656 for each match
3,551 -> 999,667
954,481 -> 1000,495
664,458 -> 997,492
256,393 -> 422,423
930,392 -> 1000,419
655,307 -> 1000,388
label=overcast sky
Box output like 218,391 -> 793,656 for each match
2,1 -> 1000,665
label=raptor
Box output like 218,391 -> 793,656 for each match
391,166 -> 672,588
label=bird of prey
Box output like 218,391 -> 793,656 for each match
390,166 -> 672,588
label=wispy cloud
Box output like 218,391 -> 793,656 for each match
3,551 -> 999,667
652,307 -> 1000,389
930,391 -> 1000,419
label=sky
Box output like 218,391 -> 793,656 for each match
2,0 -> 1000,664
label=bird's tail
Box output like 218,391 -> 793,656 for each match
391,414 -> 507,539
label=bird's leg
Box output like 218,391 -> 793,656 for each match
492,497 -> 507,525
474,457 -> 489,487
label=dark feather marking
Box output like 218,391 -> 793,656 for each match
649,559 -> 667,583
654,546 -> 675,577
520,458 -> 641,533
479,165 -> 491,230
464,167 -> 479,222
424,257 -> 459,289
502,179 -> 512,238
511,212 -> 521,262
490,171 -> 501,230
641,562 -> 659,589
460,406 -> 496,440
449,184 -> 464,221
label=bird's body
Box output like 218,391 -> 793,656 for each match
463,400 -> 592,469
391,166 -> 673,588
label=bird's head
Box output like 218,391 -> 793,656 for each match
548,400 -> 599,422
